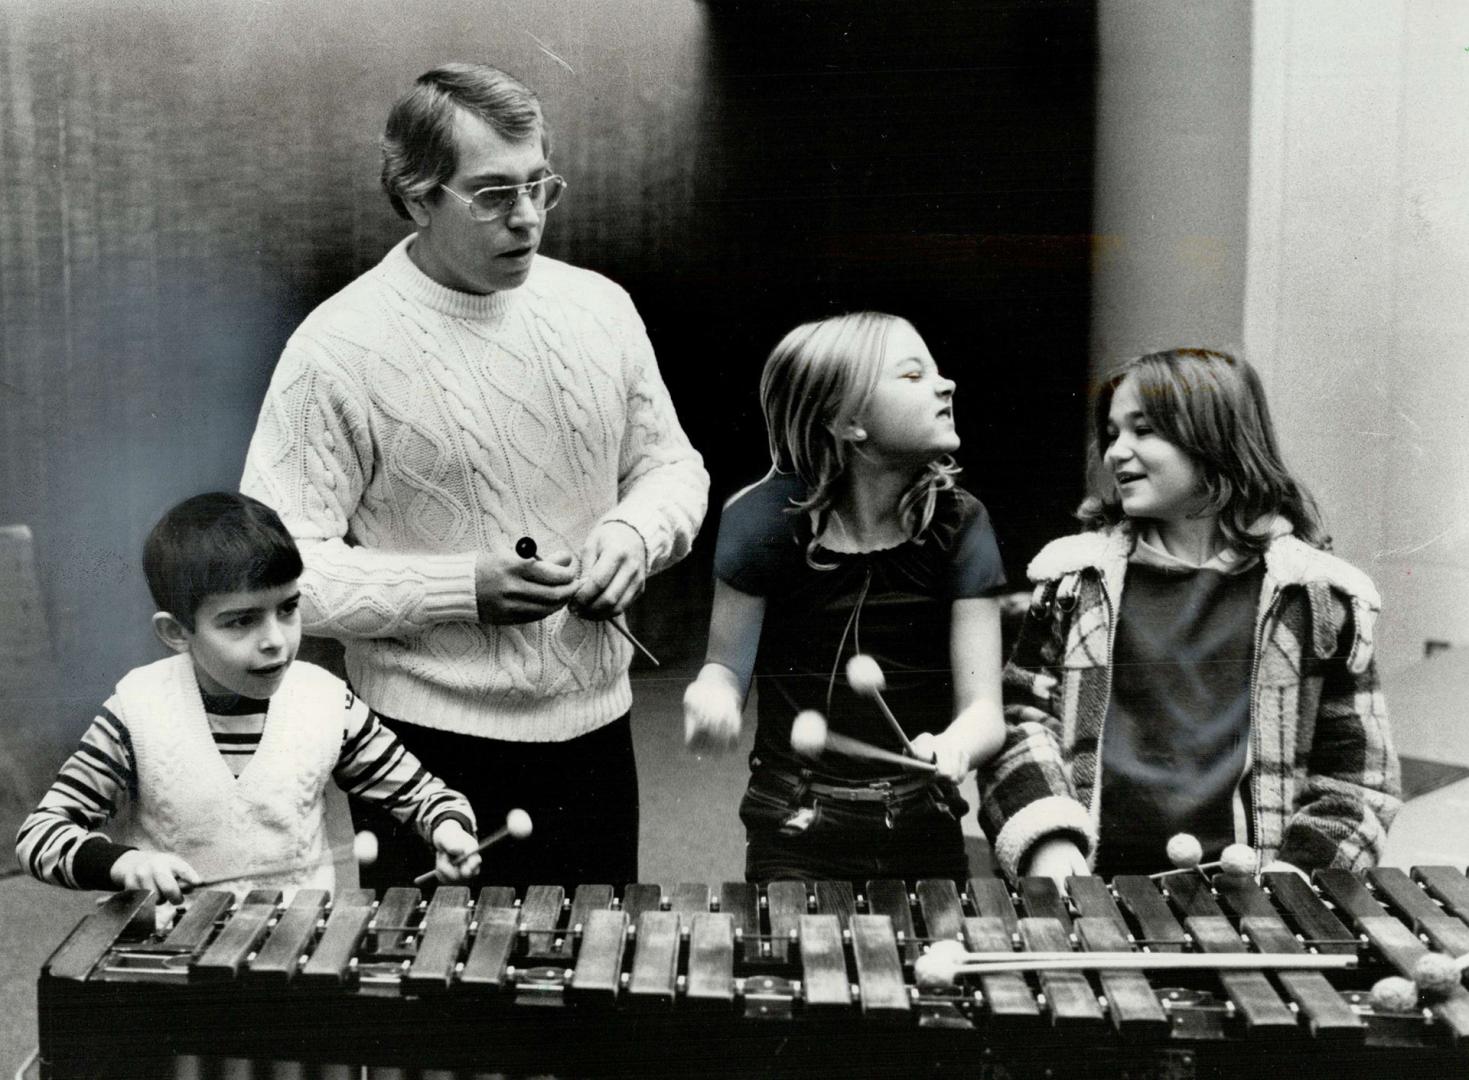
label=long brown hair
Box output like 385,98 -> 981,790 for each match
1079,349 -> 1326,552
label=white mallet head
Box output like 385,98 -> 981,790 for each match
1165,832 -> 1203,869
913,951 -> 961,990
1218,843 -> 1256,876
845,653 -> 887,696
505,809 -> 534,840
1412,952 -> 1462,998
925,939 -> 968,964
353,830 -> 379,867
1370,975 -> 1421,1013
790,710 -> 829,758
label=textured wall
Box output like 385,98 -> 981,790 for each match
1089,0 -> 1253,369
1245,0 -> 1469,759
0,2 -> 1099,837
0,0 -> 714,694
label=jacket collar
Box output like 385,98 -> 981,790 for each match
1026,520 -> 1380,609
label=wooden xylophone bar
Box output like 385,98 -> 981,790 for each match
37,868 -> 1469,1080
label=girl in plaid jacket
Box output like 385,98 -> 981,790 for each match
978,349 -> 1400,883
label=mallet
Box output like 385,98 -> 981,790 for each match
913,937 -> 1355,989
1370,952 -> 1469,1012
1150,834 -> 1257,879
185,831 -> 381,893
789,710 -> 936,775
844,653 -> 921,758
413,808 -> 534,887
517,535 -> 659,667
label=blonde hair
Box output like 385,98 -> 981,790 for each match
758,311 -> 960,565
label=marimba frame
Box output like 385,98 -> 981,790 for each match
36,870 -> 1469,1080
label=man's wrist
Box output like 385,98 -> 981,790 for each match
600,518 -> 649,571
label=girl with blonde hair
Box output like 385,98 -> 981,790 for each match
683,312 -> 1009,882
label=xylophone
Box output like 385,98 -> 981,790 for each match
37,868 -> 1469,1080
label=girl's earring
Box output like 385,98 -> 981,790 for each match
849,428 -> 867,443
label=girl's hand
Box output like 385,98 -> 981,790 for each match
1020,837 -> 1089,889
683,668 -> 743,753
431,820 -> 483,882
910,730 -> 973,783
110,850 -> 201,904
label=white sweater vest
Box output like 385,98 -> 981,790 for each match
115,654 -> 346,898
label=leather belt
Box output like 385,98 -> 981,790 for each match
757,764 -> 935,804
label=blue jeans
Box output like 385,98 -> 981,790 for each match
740,767 -> 969,883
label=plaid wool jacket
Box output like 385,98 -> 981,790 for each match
977,525 -> 1401,879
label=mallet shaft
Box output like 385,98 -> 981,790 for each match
186,838 -> 358,892
952,952 -> 1355,975
869,689 -> 921,759
823,730 -> 937,774
607,616 -> 660,667
412,823 -> 515,888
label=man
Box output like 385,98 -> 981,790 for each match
242,63 -> 708,890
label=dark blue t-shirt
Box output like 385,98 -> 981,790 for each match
1098,562 -> 1264,876
714,471 -> 1007,781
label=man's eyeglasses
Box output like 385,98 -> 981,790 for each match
438,175 -> 567,223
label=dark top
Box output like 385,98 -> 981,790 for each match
1098,561 -> 1264,876
715,472 -> 1007,781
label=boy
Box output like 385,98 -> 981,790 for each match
16,492 -> 482,901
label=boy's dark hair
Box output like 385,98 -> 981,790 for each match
142,493 -> 303,630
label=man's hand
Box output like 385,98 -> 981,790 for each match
430,820 -> 483,883
1020,837 -> 1089,890
910,730 -> 973,784
572,521 -> 646,619
683,666 -> 744,753
475,544 -> 578,624
111,850 -> 201,904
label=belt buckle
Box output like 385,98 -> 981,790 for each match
867,779 -> 898,829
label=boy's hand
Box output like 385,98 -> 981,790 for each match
1020,837 -> 1089,890
910,730 -> 973,784
430,820 -> 482,882
572,521 -> 646,619
683,669 -> 743,753
111,850 -> 200,904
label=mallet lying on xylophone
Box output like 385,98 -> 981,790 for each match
1372,951 -> 1469,1011
1150,832 -> 1259,879
912,938 -> 1357,989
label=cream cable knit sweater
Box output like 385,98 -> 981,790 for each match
242,237 -> 707,741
